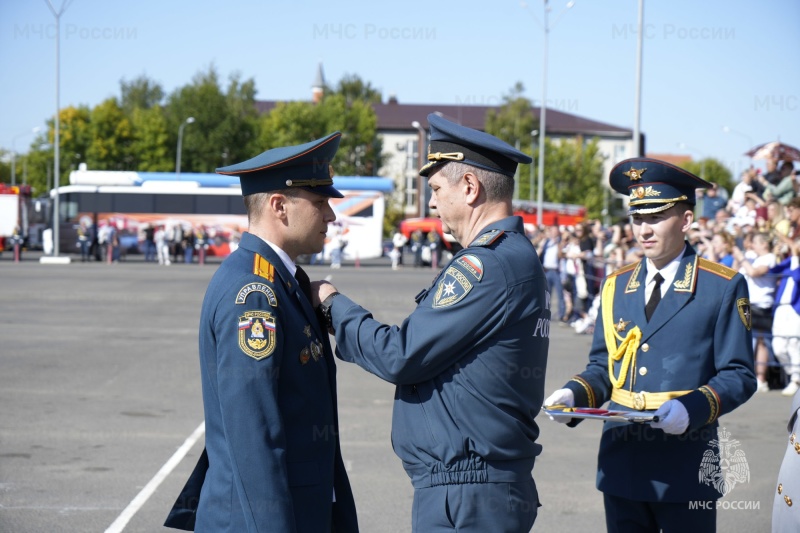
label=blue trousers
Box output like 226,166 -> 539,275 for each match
412,480 -> 538,532
604,492 -> 716,533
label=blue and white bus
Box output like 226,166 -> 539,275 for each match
50,168 -> 393,260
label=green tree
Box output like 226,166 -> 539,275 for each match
678,158 -> 733,192
130,106 -> 172,171
25,141 -> 54,195
257,78 -> 383,176
21,106 -> 91,194
484,83 -> 538,200
166,66 -> 260,172
485,83 -> 607,216
541,136 -> 607,219
0,149 -> 10,184
86,98 -> 134,170
333,74 -> 383,105
120,75 -> 165,114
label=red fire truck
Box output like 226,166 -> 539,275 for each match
400,200 -> 587,253
0,183 -> 29,251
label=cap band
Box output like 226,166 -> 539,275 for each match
424,140 -> 518,177
285,177 -> 335,188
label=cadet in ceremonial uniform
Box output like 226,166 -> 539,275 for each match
545,158 -> 756,532
774,389 -> 800,532
165,133 -> 359,532
312,114 -> 550,532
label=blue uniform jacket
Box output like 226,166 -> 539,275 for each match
564,245 -> 756,502
771,256 -> 800,315
773,390 -> 800,532
165,232 -> 358,532
330,217 -> 550,488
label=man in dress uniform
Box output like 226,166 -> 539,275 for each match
773,389 -> 800,532
312,114 -> 550,532
164,132 -> 359,532
545,158 -> 756,532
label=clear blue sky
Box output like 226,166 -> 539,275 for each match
1,0 -> 798,180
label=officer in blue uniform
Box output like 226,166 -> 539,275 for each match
773,389 -> 800,532
545,158 -> 756,532
312,114 -> 550,532
165,132 -> 359,532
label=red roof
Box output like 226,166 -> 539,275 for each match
645,153 -> 693,166
255,100 -> 633,138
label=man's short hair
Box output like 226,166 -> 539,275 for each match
243,189 -> 301,224
438,162 -> 513,202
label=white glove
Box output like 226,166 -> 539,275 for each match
650,399 -> 689,434
544,389 -> 575,424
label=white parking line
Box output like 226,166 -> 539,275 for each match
104,422 -> 205,533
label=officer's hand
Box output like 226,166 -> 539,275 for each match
311,280 -> 339,307
544,389 -> 574,424
650,400 -> 689,434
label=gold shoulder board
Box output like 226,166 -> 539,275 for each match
253,254 -> 275,282
698,258 -> 736,280
609,262 -> 638,278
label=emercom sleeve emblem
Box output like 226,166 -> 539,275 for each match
238,311 -> 277,359
432,266 -> 473,308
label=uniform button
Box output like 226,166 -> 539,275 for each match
786,495 -> 793,507
794,442 -> 800,454
639,367 -> 648,376
641,343 -> 650,352
791,433 -> 796,444
778,483 -> 783,494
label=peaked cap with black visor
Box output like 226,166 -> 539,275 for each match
419,114 -> 532,178
216,132 -> 344,198
610,157 -> 714,215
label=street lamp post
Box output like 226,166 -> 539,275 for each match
411,120 -> 427,218
41,0 -> 72,264
632,0 -> 644,157
530,129 -> 539,202
721,126 -> 753,151
528,0 -> 574,227
11,127 -> 41,187
176,117 -> 195,177
722,126 -> 754,177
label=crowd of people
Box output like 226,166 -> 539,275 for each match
532,156 -> 800,396
70,221 -> 236,265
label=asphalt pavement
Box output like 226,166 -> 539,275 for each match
0,251 -> 789,532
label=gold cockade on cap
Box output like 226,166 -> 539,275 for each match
624,167 -> 647,181
427,152 -> 465,163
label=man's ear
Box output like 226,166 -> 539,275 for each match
463,171 -> 481,204
269,193 -> 289,220
680,208 -> 694,233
